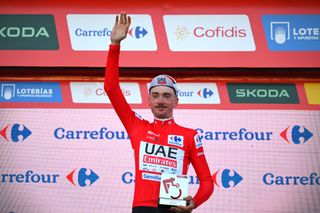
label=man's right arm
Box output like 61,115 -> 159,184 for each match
104,14 -> 146,138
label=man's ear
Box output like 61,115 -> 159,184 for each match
174,96 -> 179,107
148,95 -> 151,107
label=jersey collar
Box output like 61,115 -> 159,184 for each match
153,117 -> 175,126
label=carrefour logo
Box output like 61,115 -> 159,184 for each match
196,127 -> 273,142
0,123 -> 32,142
66,168 -> 99,187
212,169 -> 243,188
197,88 -> 214,99
73,25 -> 148,40
262,15 -> 320,51
174,83 -> 220,104
1,170 -> 59,184
280,125 -> 313,144
53,127 -> 129,141
67,14 -> 157,51
0,168 -> 99,185
263,172 -> 319,186
168,135 -> 184,147
128,26 -> 148,39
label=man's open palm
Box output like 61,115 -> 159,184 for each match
111,13 -> 131,44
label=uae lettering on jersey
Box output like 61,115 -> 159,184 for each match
139,141 -> 185,174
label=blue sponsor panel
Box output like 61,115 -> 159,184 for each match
0,82 -> 62,102
262,15 -> 320,51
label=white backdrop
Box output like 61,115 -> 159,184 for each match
0,109 -> 319,212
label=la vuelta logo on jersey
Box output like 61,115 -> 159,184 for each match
139,142 -> 185,174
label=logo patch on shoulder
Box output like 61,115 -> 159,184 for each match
134,112 -> 144,120
194,134 -> 202,148
168,135 -> 184,147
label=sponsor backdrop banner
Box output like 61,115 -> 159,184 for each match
0,80 -> 319,110
0,82 -> 62,103
1,0 -> 320,67
163,15 -> 256,52
0,14 -> 59,50
1,108 -> 319,212
67,14 -> 157,51
262,15 -> 320,51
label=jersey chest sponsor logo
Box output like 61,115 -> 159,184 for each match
139,141 -> 184,174
168,135 -> 184,147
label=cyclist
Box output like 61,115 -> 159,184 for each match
104,13 -> 214,213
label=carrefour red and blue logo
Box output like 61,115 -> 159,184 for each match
168,135 -> 184,147
0,123 -> 32,142
197,88 -> 214,99
280,125 -> 313,144
212,169 -> 243,188
128,26 -> 148,39
66,168 -> 99,187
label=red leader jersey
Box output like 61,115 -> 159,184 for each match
104,44 -> 214,208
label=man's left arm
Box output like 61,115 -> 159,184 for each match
170,132 -> 214,213
188,132 -> 214,208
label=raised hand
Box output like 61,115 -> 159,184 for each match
110,13 -> 131,45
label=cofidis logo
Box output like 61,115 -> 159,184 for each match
0,123 -> 31,142
70,82 -> 142,104
0,82 -> 62,102
262,15 -> 320,51
67,14 -> 157,51
163,15 -> 255,51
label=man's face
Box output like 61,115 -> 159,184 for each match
148,86 -> 178,119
